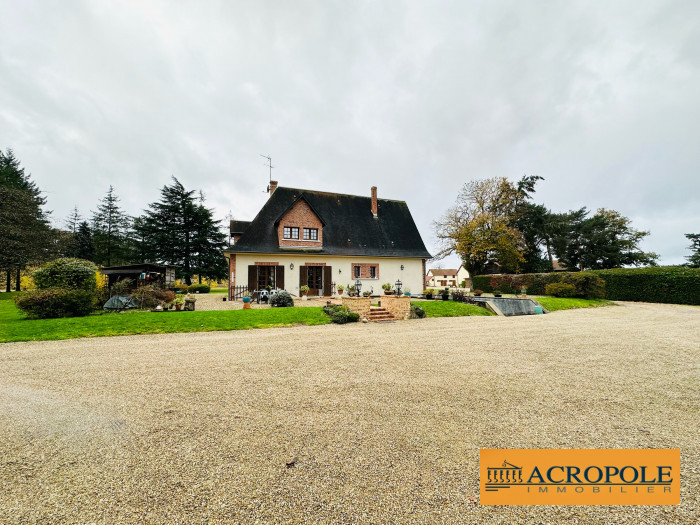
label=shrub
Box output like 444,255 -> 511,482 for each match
187,284 -> 210,294
15,288 -> 97,319
545,283 -> 576,298
269,290 -> 294,307
410,304 -> 426,319
323,304 -> 359,324
33,258 -> 98,292
381,283 -> 392,291
300,285 -> 310,294
474,289 -> 483,296
563,273 -> 605,299
133,286 -> 176,308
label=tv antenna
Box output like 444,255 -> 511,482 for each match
260,154 -> 274,192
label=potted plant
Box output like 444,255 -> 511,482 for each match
300,285 -> 310,297
362,290 -> 371,297
242,292 -> 252,309
423,289 -> 434,300
174,295 -> 185,311
440,288 -> 450,301
382,283 -> 392,295
403,287 -> 411,297
347,285 -> 356,297
337,284 -> 345,295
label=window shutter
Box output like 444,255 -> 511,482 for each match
323,266 -> 332,296
248,265 -> 256,292
299,266 -> 307,292
275,265 -> 285,290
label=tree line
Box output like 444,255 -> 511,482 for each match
434,175 -> 699,276
1,149 -> 227,291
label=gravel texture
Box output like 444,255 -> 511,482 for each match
0,301 -> 698,523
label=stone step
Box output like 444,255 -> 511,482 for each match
368,308 -> 394,322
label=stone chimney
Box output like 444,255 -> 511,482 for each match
269,180 -> 278,196
371,186 -> 378,218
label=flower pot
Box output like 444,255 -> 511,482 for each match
384,290 -> 392,295
242,297 -> 251,303
338,289 -> 344,295
175,304 -> 183,311
425,294 -> 433,300
243,302 -> 251,309
441,295 -> 449,301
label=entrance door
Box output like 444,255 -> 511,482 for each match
306,266 -> 323,296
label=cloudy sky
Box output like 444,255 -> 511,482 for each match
1,0 -> 698,266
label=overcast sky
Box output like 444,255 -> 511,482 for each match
1,0 -> 698,267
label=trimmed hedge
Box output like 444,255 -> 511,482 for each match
545,283 -> 576,298
474,266 -> 700,305
592,266 -> 700,305
188,284 -> 211,294
15,288 -> 97,319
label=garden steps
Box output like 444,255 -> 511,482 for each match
368,306 -> 394,322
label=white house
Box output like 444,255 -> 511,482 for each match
224,182 -> 431,298
425,265 -> 470,289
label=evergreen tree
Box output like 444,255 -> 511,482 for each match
91,186 -> 132,266
74,220 -> 95,261
137,177 -> 227,284
684,233 -> 700,268
0,149 -> 53,290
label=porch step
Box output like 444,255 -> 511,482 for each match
368,307 -> 394,322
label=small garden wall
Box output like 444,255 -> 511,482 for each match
380,296 -> 411,320
341,296 -> 371,318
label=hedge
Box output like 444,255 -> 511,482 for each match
591,266 -> 700,305
473,266 -> 700,305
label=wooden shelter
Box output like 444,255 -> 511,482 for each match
99,264 -> 177,289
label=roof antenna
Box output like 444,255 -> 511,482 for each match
260,154 -> 274,192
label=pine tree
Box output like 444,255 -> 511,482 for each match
91,186 -> 132,266
136,177 -> 226,284
0,149 -> 53,290
685,234 -> 700,268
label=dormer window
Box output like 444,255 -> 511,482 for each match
303,228 -> 318,241
283,226 -> 299,239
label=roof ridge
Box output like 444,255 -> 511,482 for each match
277,186 -> 407,204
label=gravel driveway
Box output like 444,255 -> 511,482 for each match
1,302 -> 698,523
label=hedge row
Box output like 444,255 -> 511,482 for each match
473,266 -> 700,305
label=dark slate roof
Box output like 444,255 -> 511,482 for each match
229,220 -> 251,234
227,187 -> 431,258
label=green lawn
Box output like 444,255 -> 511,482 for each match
0,297 -> 330,343
534,296 -> 614,312
414,300 -> 494,317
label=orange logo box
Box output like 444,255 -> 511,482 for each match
480,449 -> 680,505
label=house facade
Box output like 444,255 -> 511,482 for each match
224,182 -> 431,299
425,265 -> 470,289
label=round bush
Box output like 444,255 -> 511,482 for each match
33,258 -> 98,292
187,284 -> 211,294
269,290 -> 294,307
545,283 -> 576,298
410,304 -> 426,319
15,288 -> 97,319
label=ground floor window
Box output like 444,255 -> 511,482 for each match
257,266 -> 276,289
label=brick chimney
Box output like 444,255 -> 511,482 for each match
269,180 -> 278,195
371,186 -> 378,217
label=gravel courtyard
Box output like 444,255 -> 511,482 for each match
1,302 -> 698,524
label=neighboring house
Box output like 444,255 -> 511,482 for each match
425,265 -> 470,289
224,182 -> 431,298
